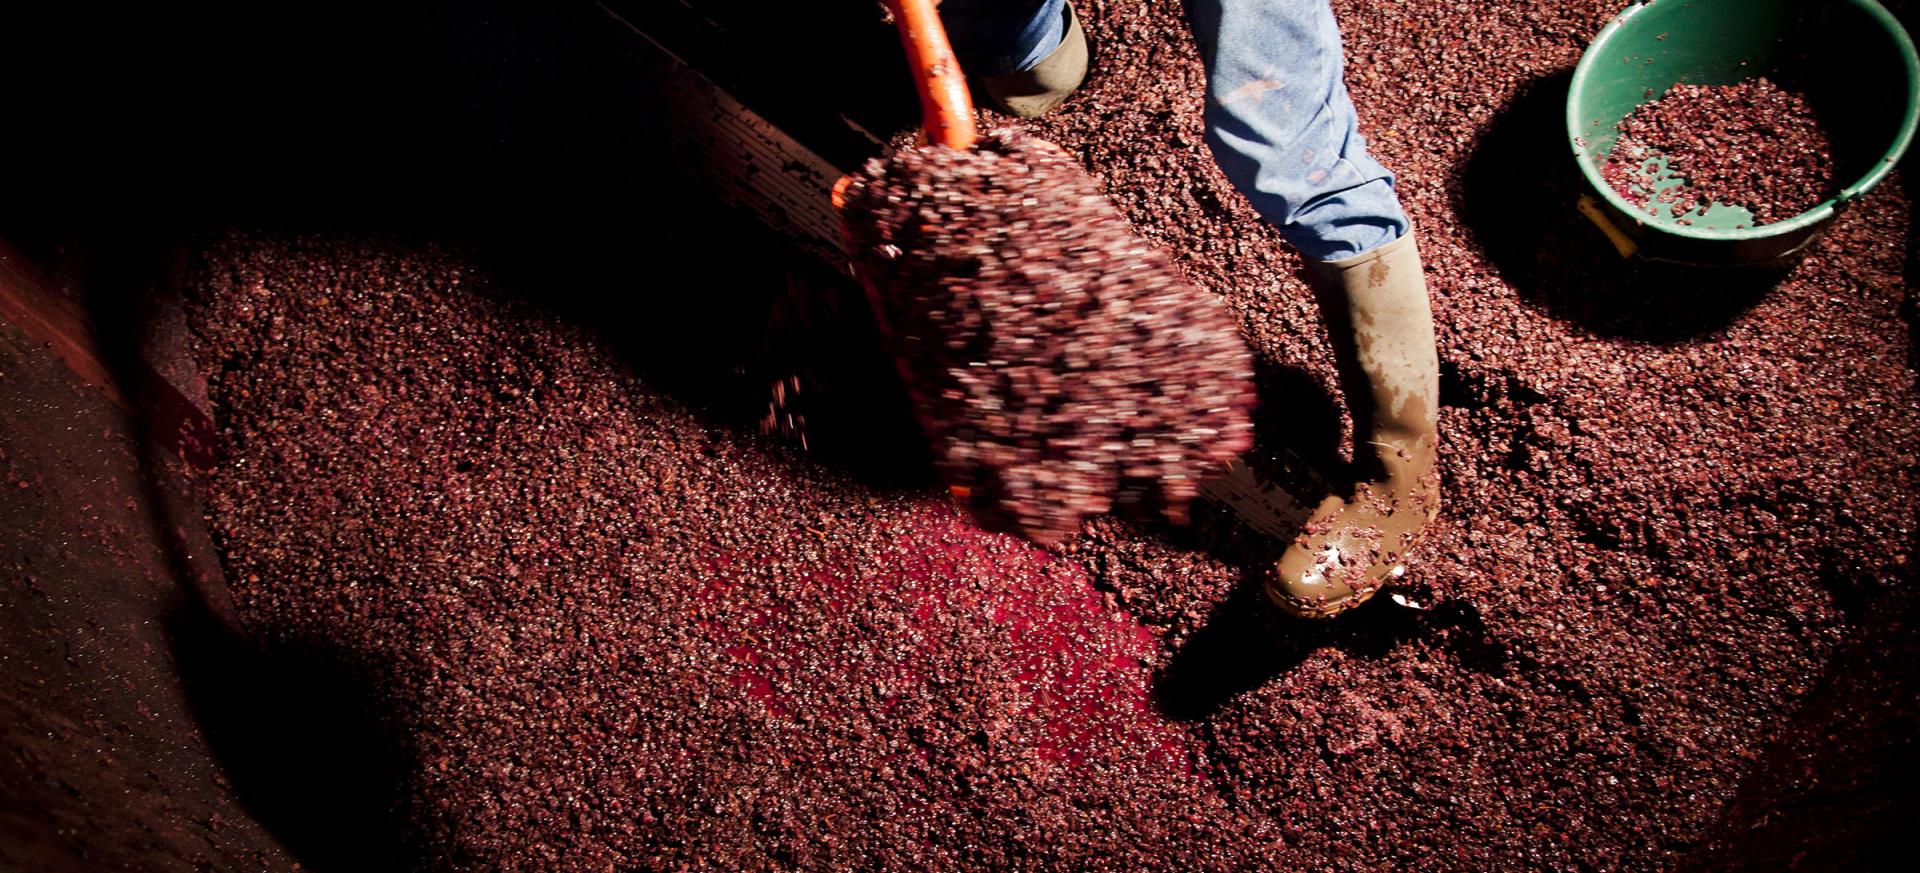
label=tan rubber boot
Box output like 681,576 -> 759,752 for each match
1267,229 -> 1442,618
977,1 -> 1088,118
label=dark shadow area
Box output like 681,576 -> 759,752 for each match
1247,356 -> 1348,481
472,135 -> 940,490
1149,581 -> 1322,723
1457,70 -> 1791,343
1780,2 -> 1919,200
69,234 -> 415,872
2,1 -> 935,491
1681,587 -> 1920,871
167,592 -> 415,872
751,254 -> 937,489
0,1 -> 899,236
1,6 -> 925,867
1152,577 -> 1508,722
1909,179 -> 1920,377
475,172 -> 937,491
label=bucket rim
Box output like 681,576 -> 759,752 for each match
1564,0 -> 1920,243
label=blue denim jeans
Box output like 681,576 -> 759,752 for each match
941,0 -> 1408,261
941,0 -> 1071,77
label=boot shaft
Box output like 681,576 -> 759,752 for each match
1302,229 -> 1440,484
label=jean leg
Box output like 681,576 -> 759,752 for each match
1184,0 -> 1408,261
939,0 -> 1069,77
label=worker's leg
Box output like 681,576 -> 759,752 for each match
1184,0 -> 1407,260
940,0 -> 1087,117
1186,0 -> 1439,618
940,0 -> 1067,76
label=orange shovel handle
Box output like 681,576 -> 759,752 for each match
889,0 -> 978,150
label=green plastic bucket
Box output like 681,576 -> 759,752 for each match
1567,0 -> 1920,265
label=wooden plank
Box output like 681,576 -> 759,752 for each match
599,0 -> 853,270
